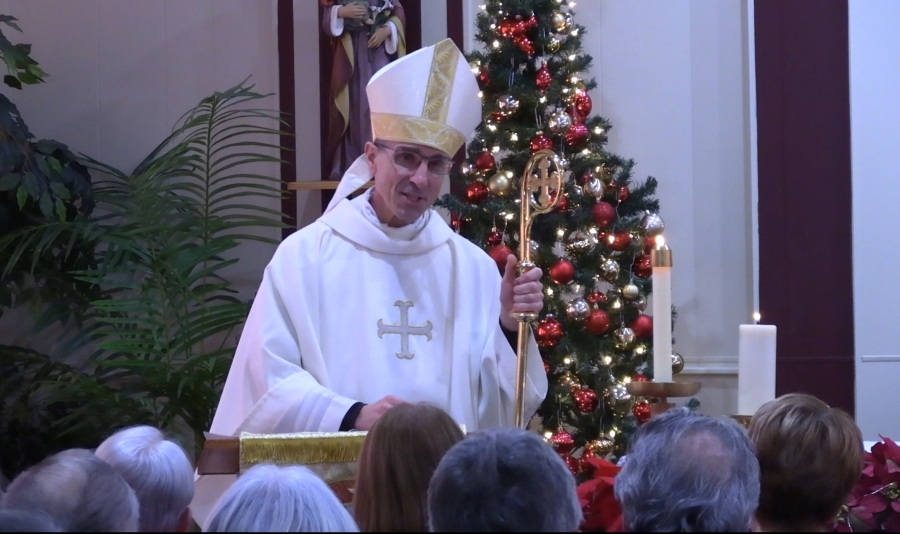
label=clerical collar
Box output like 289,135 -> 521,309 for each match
351,188 -> 430,242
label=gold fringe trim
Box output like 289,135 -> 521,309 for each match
239,431 -> 367,472
422,39 -> 459,124
371,112 -> 465,156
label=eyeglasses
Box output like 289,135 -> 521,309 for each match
375,142 -> 454,176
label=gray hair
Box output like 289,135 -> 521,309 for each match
205,464 -> 359,532
614,407 -> 760,532
0,448 -> 139,532
427,427 -> 583,532
0,510 -> 61,532
95,425 -> 194,532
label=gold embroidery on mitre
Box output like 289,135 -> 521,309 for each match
422,39 -> 459,124
371,112 -> 465,155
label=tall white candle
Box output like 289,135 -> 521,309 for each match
737,313 -> 777,415
651,236 -> 673,383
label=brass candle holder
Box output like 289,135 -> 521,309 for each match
626,380 -> 701,418
729,415 -> 753,429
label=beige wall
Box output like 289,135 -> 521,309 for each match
0,0 -> 283,349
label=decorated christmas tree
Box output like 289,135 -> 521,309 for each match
437,0 -> 682,471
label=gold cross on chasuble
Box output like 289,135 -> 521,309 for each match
377,300 -> 433,359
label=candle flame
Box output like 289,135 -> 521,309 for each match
656,235 -> 666,248
753,312 -> 761,323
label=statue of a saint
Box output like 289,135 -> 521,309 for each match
321,0 -> 407,180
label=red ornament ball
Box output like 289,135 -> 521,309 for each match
450,211 -> 464,232
560,453 -> 581,476
633,401 -> 652,424
580,447 -> 597,473
549,259 -> 575,285
585,309 -> 610,335
490,111 -> 504,122
474,151 -> 495,172
629,314 -> 653,338
608,229 -> 632,252
535,316 -> 564,348
587,291 -> 607,306
550,430 -> 575,454
497,17 -> 518,38
574,387 -> 599,413
535,63 -> 551,93
591,201 -> 617,228
477,69 -> 490,87
564,122 -> 590,146
632,254 -> 652,279
644,235 -> 658,251
466,181 -> 489,204
543,360 -> 550,374
488,244 -> 514,271
617,184 -> 630,203
551,190 -> 568,212
633,373 -> 649,382
530,132 -> 553,153
578,171 -> 592,185
486,231 -> 503,247
513,34 -> 535,56
574,90 -> 593,119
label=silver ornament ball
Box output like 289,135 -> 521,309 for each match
622,283 -> 640,300
615,326 -> 636,347
566,230 -> 591,253
672,353 -> 685,374
529,239 -> 541,262
497,93 -> 520,116
566,297 -> 591,322
548,110 -> 573,135
640,212 -> 666,237
633,294 -> 648,311
600,258 -> 620,282
584,178 -> 605,199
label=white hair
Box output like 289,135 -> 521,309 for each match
205,464 -> 359,532
95,426 -> 194,532
1,448 -> 139,532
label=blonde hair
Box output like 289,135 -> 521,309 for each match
749,393 -> 863,529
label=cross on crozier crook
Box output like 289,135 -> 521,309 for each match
527,157 -> 558,208
377,300 -> 433,359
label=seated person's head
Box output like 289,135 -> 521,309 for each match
95,425 -> 195,532
614,407 -> 760,532
205,464 -> 358,532
0,448 -> 139,532
0,510 -> 60,532
749,393 -> 863,532
354,402 -> 464,531
427,427 -> 582,532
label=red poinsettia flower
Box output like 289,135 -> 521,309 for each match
835,436 -> 900,532
577,457 -> 623,532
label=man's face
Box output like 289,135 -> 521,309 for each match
365,140 -> 452,227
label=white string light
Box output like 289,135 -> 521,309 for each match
479,4 -> 486,9
477,91 -> 484,99
510,132 -> 519,141
568,54 -> 577,61
570,29 -> 579,36
603,355 -> 613,365
546,288 -> 555,296
491,145 -> 501,154
593,126 -> 605,135
539,96 -> 547,103
487,124 -> 497,131
492,40 -> 500,48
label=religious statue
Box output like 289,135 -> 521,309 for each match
320,0 -> 407,181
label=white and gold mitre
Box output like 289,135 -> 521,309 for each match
367,38 -> 482,156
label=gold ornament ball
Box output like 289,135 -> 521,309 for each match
546,34 -> 562,53
672,353 -> 685,374
558,371 -> 580,389
551,11 -> 567,32
566,230 -> 591,253
622,283 -> 640,300
631,343 -> 648,358
601,164 -> 616,183
488,172 -> 513,197
587,437 -> 614,457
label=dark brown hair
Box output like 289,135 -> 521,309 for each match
353,403 -> 464,532
749,393 -> 864,531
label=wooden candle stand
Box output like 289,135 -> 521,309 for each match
626,380 -> 701,418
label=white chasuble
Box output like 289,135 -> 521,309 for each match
192,194 -> 548,525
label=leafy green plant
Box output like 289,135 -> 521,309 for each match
0,80 -> 289,478
0,15 -> 96,323
0,15 -> 47,89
